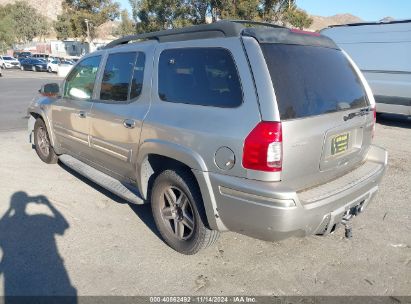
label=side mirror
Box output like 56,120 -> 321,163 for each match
39,83 -> 60,97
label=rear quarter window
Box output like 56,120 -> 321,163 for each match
158,48 -> 243,108
261,44 -> 368,120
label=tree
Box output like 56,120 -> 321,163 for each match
282,7 -> 313,29
113,10 -> 135,37
0,14 -> 15,51
54,14 -> 74,40
128,0 -> 312,34
55,0 -> 120,40
260,0 -> 293,22
214,0 -> 260,21
0,1 -> 53,50
0,1 -> 49,45
133,0 -> 193,33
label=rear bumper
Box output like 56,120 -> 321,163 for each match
209,145 -> 388,241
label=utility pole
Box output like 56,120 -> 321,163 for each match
85,18 -> 94,53
85,19 -> 90,44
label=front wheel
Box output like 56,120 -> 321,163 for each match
32,66 -> 36,72
33,118 -> 58,164
151,169 -> 219,255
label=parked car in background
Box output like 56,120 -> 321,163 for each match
47,59 -> 60,73
47,56 -> 61,63
57,60 -> 74,77
32,53 -> 49,61
322,19 -> 411,116
0,56 -> 21,69
20,58 -> 48,72
17,52 -> 32,60
28,21 -> 387,254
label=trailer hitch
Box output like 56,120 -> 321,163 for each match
341,203 -> 364,239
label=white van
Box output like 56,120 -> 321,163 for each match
321,20 -> 411,116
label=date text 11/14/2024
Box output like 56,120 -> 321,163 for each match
149,296 -> 257,303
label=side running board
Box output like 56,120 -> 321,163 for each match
59,154 -> 144,205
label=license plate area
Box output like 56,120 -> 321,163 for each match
331,133 -> 349,155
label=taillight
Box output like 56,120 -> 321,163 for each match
242,122 -> 282,172
372,106 -> 376,138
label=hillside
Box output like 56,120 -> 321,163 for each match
309,13 -> 363,31
0,0 -> 62,20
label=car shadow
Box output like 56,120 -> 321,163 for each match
58,162 -> 162,241
0,191 -> 77,302
377,113 -> 411,129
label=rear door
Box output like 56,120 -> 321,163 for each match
261,43 -> 374,190
88,48 -> 150,182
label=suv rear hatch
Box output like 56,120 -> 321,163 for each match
259,36 -> 374,190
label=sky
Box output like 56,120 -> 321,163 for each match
296,0 -> 411,21
117,0 -> 411,22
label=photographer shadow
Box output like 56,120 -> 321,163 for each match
0,191 -> 77,301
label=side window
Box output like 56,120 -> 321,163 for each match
158,48 -> 243,107
64,56 -> 101,100
130,53 -> 146,100
100,52 -> 145,102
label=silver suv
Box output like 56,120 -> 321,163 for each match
28,21 -> 387,254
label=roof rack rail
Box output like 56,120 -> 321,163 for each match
225,19 -> 285,29
328,18 -> 411,28
103,20 -> 245,49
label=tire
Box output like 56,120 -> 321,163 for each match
47,67 -> 52,73
20,66 -> 24,71
33,118 -> 58,164
2,64 -> 5,69
32,66 -> 36,72
151,169 -> 219,255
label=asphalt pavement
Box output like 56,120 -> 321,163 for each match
0,69 -> 62,131
0,71 -> 410,297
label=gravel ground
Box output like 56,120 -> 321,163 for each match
0,115 -> 409,296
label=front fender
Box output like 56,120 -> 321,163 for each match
27,96 -> 57,148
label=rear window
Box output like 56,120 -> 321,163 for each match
158,48 -> 243,108
100,52 -> 137,102
100,51 -> 145,102
261,44 -> 368,120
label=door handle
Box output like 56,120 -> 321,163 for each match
123,119 -> 136,129
78,111 -> 86,118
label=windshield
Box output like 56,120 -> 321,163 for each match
261,44 -> 369,120
3,57 -> 14,60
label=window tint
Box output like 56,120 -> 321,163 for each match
64,56 -> 101,100
100,52 -> 136,102
158,48 -> 242,107
261,44 -> 368,120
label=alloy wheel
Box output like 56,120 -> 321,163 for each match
160,186 -> 195,240
36,126 -> 50,157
